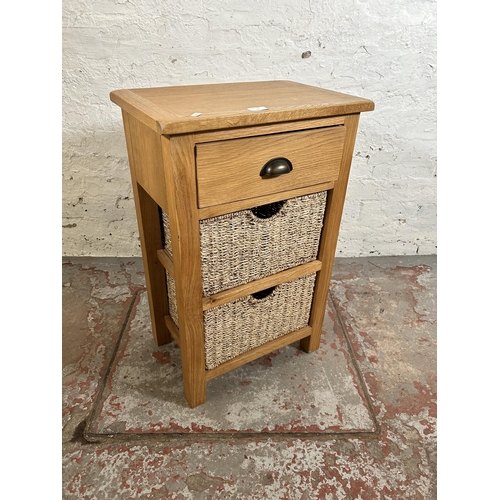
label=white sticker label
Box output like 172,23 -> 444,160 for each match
247,106 -> 268,111
190,112 -> 202,117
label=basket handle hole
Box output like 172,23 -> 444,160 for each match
250,200 -> 286,219
251,286 -> 277,300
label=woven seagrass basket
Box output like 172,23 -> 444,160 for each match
162,191 -> 327,296
166,272 -> 317,369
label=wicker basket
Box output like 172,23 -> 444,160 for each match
166,272 -> 317,369
162,191 -> 327,296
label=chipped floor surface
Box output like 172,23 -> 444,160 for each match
62,255 -> 436,499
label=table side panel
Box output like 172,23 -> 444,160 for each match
124,114 -> 168,211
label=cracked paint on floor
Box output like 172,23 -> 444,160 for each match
62,255 -> 436,499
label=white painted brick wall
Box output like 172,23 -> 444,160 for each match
62,0 -> 436,257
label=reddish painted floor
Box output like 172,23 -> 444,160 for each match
62,255 -> 436,499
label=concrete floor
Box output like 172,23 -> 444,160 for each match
62,255 -> 436,499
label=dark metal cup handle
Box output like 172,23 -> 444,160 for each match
259,157 -> 293,178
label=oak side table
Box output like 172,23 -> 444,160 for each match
110,80 -> 374,408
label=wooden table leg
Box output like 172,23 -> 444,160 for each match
122,113 -> 171,346
301,113 -> 361,353
163,134 -> 207,407
131,183 -> 172,346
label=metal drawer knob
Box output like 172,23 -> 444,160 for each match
260,157 -> 293,178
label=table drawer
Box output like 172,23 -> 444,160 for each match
162,191 -> 327,296
166,271 -> 317,370
195,126 -> 345,208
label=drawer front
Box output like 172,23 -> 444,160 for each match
166,272 -> 317,370
195,126 -> 345,208
162,191 -> 327,296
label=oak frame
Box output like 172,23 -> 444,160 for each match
115,81 -> 372,408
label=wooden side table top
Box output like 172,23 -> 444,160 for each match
110,80 -> 374,135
